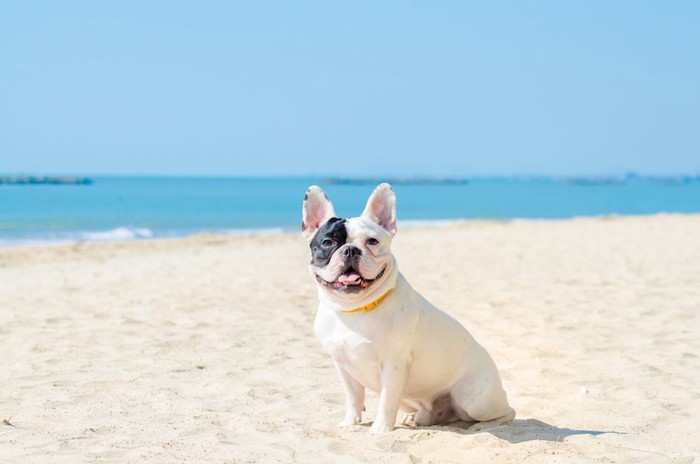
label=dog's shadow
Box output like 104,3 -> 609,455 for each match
408,418 -> 623,444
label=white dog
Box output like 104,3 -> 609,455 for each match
302,183 -> 515,434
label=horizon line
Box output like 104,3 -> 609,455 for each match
2,171 -> 700,180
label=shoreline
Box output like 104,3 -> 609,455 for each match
0,212 -> 697,250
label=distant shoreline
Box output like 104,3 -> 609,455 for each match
0,176 -> 92,185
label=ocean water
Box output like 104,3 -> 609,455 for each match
1,176 -> 699,245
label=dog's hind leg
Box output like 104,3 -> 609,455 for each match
450,373 -> 515,431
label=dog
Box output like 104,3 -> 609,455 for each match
302,183 -> 515,434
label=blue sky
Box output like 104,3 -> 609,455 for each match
1,1 -> 699,177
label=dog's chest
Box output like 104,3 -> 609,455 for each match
319,321 -> 383,391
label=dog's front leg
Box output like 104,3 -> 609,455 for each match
335,363 -> 365,427
370,359 -> 407,434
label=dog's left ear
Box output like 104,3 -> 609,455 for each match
362,183 -> 397,236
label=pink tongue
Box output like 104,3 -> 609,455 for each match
337,271 -> 362,284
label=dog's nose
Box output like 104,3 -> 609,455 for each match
343,246 -> 361,258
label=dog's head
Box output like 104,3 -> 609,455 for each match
302,183 -> 397,304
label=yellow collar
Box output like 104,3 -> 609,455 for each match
342,289 -> 394,314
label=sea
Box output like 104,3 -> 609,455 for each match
1,176 -> 699,246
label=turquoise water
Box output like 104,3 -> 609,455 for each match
1,176 -> 699,244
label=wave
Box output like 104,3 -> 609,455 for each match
80,227 -> 154,241
0,226 -> 292,248
222,227 -> 289,236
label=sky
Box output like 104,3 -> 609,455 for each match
1,1 -> 699,177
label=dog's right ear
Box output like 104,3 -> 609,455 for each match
302,186 -> 336,242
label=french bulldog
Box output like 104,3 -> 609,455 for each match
302,183 -> 515,434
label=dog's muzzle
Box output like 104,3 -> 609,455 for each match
316,265 -> 387,293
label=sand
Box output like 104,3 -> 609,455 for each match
1,215 -> 699,463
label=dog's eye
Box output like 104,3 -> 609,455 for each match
321,238 -> 334,247
366,238 -> 379,246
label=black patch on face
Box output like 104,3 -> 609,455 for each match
310,217 -> 347,267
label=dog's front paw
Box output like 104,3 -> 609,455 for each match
338,415 -> 362,427
369,420 -> 394,434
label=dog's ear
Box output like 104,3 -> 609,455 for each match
362,183 -> 397,236
302,186 -> 336,242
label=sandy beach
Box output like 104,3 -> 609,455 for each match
1,214 -> 699,463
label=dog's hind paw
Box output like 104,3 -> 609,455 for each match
468,409 -> 516,432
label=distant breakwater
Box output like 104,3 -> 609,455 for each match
324,175 -> 700,186
0,176 -> 92,185
323,177 -> 469,185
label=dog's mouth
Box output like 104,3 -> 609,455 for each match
316,266 -> 386,293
